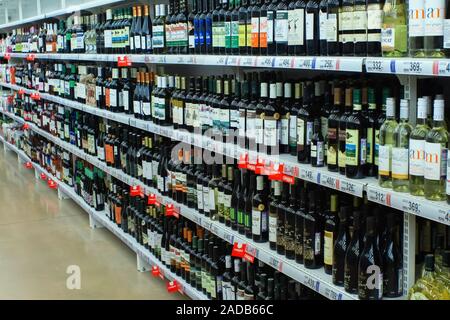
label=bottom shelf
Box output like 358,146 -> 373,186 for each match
0,135 -> 208,301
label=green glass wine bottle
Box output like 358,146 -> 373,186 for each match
378,97 -> 398,188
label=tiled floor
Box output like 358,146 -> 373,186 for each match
0,149 -> 186,300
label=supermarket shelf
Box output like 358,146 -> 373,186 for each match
0,0 -> 126,30
1,110 -> 411,300
4,52 -> 450,76
0,132 -> 208,301
1,82 -> 449,225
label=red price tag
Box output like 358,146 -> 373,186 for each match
117,56 -> 132,67
231,242 -> 247,258
151,265 -> 161,277
238,153 -> 248,169
243,252 -> 255,263
47,179 -> 57,189
166,204 -> 179,218
167,280 -> 179,293
40,173 -> 47,180
282,174 -> 295,185
26,54 -> 36,61
22,123 -> 29,130
24,162 -> 33,169
18,89 -> 25,95
148,193 -> 156,205
30,93 -> 40,100
130,185 -> 141,197
255,158 -> 266,175
268,163 -> 284,181
4,53 -> 10,60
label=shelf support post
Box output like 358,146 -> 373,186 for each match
136,252 -> 151,272
57,187 -> 70,200
18,0 -> 23,21
36,0 -> 42,16
4,7 -> 9,24
89,214 -> 104,229
403,212 -> 416,296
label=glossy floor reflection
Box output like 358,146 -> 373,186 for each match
0,149 -> 187,300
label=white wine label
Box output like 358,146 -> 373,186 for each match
381,28 -> 395,51
252,209 -> 261,236
306,13 -> 315,40
425,142 -> 443,180
275,10 -> 289,43
264,119 -> 278,147
327,13 -> 338,42
281,118 -> 289,145
269,216 -> 277,242
444,19 -> 450,48
353,10 -> 367,32
409,139 -> 426,176
378,145 -> 392,176
340,10 -> 353,32
409,0 -> 426,37
424,0 -> 445,36
319,11 -> 328,40
367,7 -> 383,30
314,232 -> 321,255
324,230 -> 333,266
288,9 -> 305,46
392,147 -> 409,180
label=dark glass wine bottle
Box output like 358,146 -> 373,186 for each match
303,190 -> 323,269
326,0 -> 340,55
338,85 -> 352,174
269,181 -> 282,251
340,0 -> 354,56
252,175 -> 268,243
382,213 -> 403,298
332,206 -> 351,286
324,194 -> 338,274
305,0 -> 319,55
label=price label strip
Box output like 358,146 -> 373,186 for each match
303,275 -> 320,292
320,173 -> 340,190
300,168 -> 319,183
315,58 -> 338,71
274,57 -> 295,69
397,59 -> 436,76
240,56 -> 255,67
256,56 -> 275,68
365,58 -> 395,74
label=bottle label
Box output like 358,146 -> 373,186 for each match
267,11 -> 274,43
375,129 -> 380,165
392,147 -> 409,180
289,115 -> 297,148
280,117 -> 289,145
123,91 -> 129,111
340,10 -> 353,32
360,138 -> 367,165
238,23 -> 247,47
314,232 -> 321,255
424,0 -> 445,36
209,187 -> 217,211
382,25 -> 407,53
367,127 -> 373,164
319,11 -> 328,41
152,25 -> 165,48
251,17 -> 260,48
288,9 -> 304,46
353,9 -> 368,42
275,10 -> 289,43
197,184 -> 204,210
246,110 -> 255,140
255,118 -> 264,144
444,19 -> 450,48
306,13 -> 315,40
264,118 -> 278,147
345,129 -> 359,166
142,102 -> 151,116
425,142 -> 445,180
259,16 -> 268,48
269,215 -> 277,242
324,230 -> 333,266
109,89 -> 117,107
306,121 -> 313,145
225,21 -> 232,49
327,13 -> 338,42
203,187 -> 210,212
409,1 -> 426,37
378,145 -> 392,176
297,118 -> 305,149
231,21 -> 239,49
252,208 -> 261,235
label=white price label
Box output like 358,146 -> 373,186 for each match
226,56 -> 240,66
320,173 -> 340,190
304,275 -> 319,291
223,232 -> 234,244
256,56 -> 274,68
300,168 -> 317,183
215,56 -> 227,65
274,57 -> 294,69
399,60 -> 436,75
240,57 -> 255,67
339,180 -> 362,196
367,188 -> 391,206
324,287 -> 343,300
316,58 -> 337,71
211,224 -> 219,235
401,198 -> 422,215
176,56 -> 186,64
437,61 -> 450,76
245,244 -> 258,258
186,56 -> 196,64
365,59 -> 394,73
202,220 -> 212,230
295,57 -> 315,69
268,256 -> 283,272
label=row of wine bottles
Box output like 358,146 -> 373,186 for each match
18,130 -> 327,301
5,61 -> 450,203
2,0 -> 450,58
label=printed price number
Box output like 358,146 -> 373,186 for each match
202,220 -> 212,230
317,59 -> 335,70
438,61 -> 450,75
301,168 -> 315,182
241,57 -> 255,67
215,56 -> 226,65
223,232 -> 234,243
211,224 -> 219,235
403,199 -> 421,215
268,256 -> 283,272
444,212 -> 450,223
275,57 -> 293,69
304,275 -> 319,291
340,180 -> 357,195
186,55 -> 196,64
324,287 -> 342,300
321,173 -> 339,189
257,57 -> 274,68
404,61 -> 424,74
245,244 -> 257,258
368,60 -> 384,72
369,189 -> 389,205
227,56 -> 239,66
302,58 -> 314,69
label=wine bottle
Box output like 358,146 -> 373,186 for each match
327,84 -> 341,172
338,86 -> 352,175
252,175 -> 269,243
358,216 -> 383,300
366,0 -> 383,56
303,190 -> 323,269
392,99 -> 413,192
263,80 -> 280,155
287,0 -> 306,55
381,0 -> 407,57
275,0 -> 289,54
365,86 -> 378,177
409,98 -> 430,196
408,0 -> 425,57
289,82 -> 301,156
353,0 -> 367,56
324,194 -> 339,275
378,97 -> 398,188
294,187 -> 305,263
424,0 -> 445,57
297,82 -> 313,163
305,0 -> 320,55
345,87 -> 366,179
326,0 -> 340,55
340,0 -> 354,56
245,173 -> 255,239
332,206 -> 351,286
382,213 -> 403,297
318,0 -> 327,55
311,120 -> 325,167
269,181 -> 282,250
266,0 -> 277,55
424,99 -> 448,201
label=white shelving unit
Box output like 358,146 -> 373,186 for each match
0,131 -> 208,301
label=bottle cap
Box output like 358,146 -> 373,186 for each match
386,97 -> 395,117
433,99 -> 445,121
400,99 -> 409,120
417,98 -> 427,119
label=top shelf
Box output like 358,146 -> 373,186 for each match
3,52 -> 450,77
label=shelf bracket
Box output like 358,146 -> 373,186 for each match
136,252 -> 151,273
403,212 -> 416,297
57,187 -> 70,200
89,214 -> 104,229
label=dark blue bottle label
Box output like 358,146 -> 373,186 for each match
206,18 -> 212,46
194,18 -> 200,47
199,19 -> 206,46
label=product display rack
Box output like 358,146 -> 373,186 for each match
0,107 -> 362,300
0,126 -> 208,301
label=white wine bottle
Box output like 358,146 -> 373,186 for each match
392,99 -> 412,192
424,99 -> 448,201
424,0 -> 446,57
408,0 -> 425,57
409,98 -> 431,196
381,0 -> 407,57
378,97 -> 398,188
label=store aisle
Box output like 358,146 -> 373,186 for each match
0,150 -> 186,300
